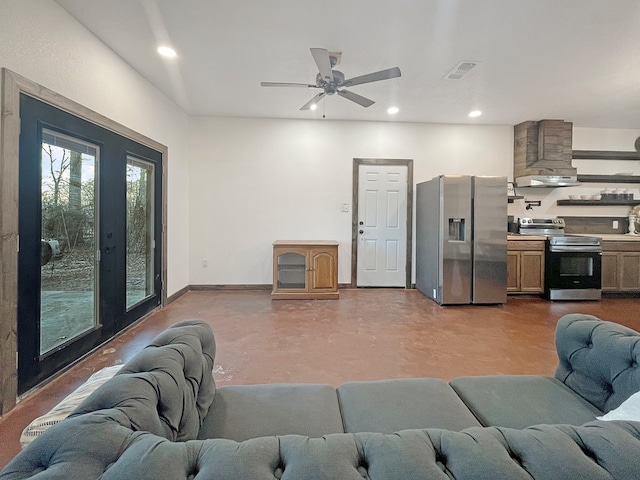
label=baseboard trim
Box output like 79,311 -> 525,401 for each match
166,285 -> 189,304
189,284 -> 272,291
602,292 -> 640,298
172,283 -> 359,296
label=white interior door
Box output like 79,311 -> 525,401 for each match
357,164 -> 408,287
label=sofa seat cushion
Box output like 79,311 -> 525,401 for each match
337,378 -> 482,433
197,383 -> 344,442
450,375 -> 603,428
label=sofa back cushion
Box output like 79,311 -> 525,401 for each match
70,319 -> 216,441
555,313 -> 640,413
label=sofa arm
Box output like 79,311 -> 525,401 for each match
554,313 -> 640,412
70,319 -> 216,441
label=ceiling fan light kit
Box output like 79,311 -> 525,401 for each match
261,48 -> 401,112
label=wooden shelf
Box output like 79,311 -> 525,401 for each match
577,175 -> 640,184
557,199 -> 640,206
572,150 -> 640,161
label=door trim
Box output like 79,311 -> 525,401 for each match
0,68 -> 167,414
351,158 -> 414,288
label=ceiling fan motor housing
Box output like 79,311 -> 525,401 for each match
316,70 -> 345,95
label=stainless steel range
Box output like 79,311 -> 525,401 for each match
517,217 -> 565,236
511,217 -> 602,301
544,235 -> 602,301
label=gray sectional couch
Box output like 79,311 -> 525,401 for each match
2,314 -> 640,479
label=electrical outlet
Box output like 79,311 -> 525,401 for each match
202,259 -> 208,268
613,220 -> 619,229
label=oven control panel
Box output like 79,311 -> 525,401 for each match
517,217 -> 565,236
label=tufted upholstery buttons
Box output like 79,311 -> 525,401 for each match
555,314 -> 640,412
273,466 -> 283,479
357,466 -> 368,477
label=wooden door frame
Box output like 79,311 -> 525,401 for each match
351,158 -> 414,288
0,68 -> 168,414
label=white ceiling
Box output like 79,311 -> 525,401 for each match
54,0 -> 640,128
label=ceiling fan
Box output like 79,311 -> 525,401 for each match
261,48 -> 401,111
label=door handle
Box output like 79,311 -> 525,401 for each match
359,230 -> 364,234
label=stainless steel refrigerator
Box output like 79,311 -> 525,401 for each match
416,175 -> 507,305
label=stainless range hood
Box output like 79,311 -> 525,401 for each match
515,175 -> 581,188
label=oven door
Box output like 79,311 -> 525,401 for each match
544,251 -> 602,300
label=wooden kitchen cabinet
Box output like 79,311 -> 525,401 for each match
601,241 -> 640,292
507,239 -> 545,294
601,252 -> 620,291
272,240 -> 339,299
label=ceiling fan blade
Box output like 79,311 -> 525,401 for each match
343,67 -> 401,87
300,92 -> 326,111
261,82 -> 318,88
337,89 -> 375,108
310,48 -> 334,83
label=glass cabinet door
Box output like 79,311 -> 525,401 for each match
277,252 -> 307,289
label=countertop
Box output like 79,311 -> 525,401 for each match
574,233 -> 640,241
507,234 -> 640,242
507,235 -> 547,241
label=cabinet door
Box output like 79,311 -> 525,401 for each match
620,252 -> 640,291
520,251 -> 544,293
601,252 -> 620,291
309,248 -> 337,292
506,252 -> 520,292
274,248 -> 308,292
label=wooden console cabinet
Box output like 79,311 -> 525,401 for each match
601,241 -> 640,292
507,239 -> 545,294
272,240 -> 339,299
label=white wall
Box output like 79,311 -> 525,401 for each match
0,0 -> 191,295
3,0 -> 638,288
188,117 -> 513,285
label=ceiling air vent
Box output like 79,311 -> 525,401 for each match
445,61 -> 479,80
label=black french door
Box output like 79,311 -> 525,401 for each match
18,94 -> 162,393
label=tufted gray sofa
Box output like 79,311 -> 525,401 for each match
2,314 -> 640,479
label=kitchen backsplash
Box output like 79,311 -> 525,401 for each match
561,216 -> 629,234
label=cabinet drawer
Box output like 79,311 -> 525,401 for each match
507,240 -> 545,251
602,241 -> 640,252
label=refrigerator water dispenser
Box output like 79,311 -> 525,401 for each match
448,218 -> 465,241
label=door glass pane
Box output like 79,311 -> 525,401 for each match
559,256 -> 593,276
277,252 -> 306,289
40,129 -> 98,355
126,157 -> 155,309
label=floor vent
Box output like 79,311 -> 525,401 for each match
445,61 -> 479,80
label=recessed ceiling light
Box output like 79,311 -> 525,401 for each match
157,46 -> 177,58
468,110 -> 482,118
387,107 -> 399,115
310,104 -> 318,111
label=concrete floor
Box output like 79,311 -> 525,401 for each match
1,289 -> 640,469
